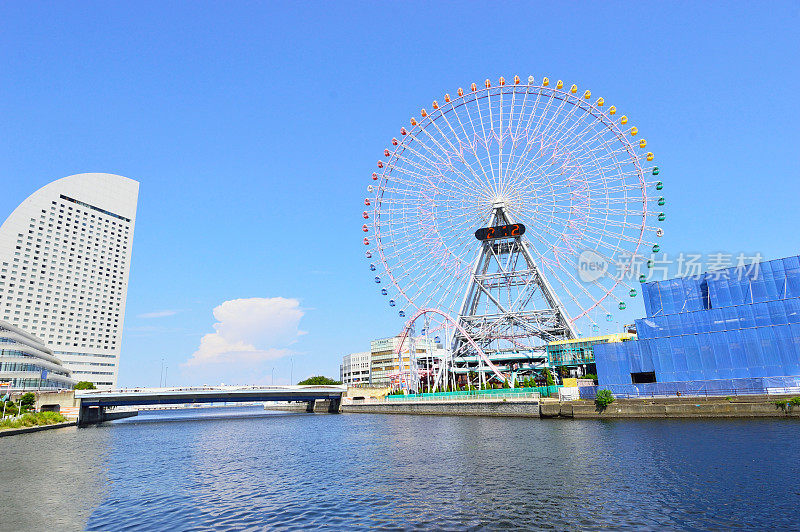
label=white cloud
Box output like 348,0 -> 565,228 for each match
138,309 -> 180,319
183,297 -> 305,368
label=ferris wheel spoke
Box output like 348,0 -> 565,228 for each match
524,227 -> 609,318
516,116 -> 632,182
531,136 -> 635,186
380,228 -> 477,277
527,180 -> 650,201
537,206 -> 656,219
528,90 -> 571,155
531,212 -> 650,255
411,122 -> 491,193
389,144 -> 472,190
486,88 -> 505,196
394,136 -> 483,189
539,102 -> 616,167
514,134 -> 628,198
404,262 -> 465,308
518,159 -> 643,208
423,115 -> 492,191
465,93 -> 499,197
508,87 -> 547,173
417,263 -> 469,311
500,88 -> 527,199
535,241 -> 618,317
441,99 -> 498,191
510,94 -> 588,183
538,108 -> 634,176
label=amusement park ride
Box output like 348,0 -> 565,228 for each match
362,75 -> 664,392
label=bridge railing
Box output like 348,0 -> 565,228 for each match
354,390 -> 541,404
76,384 -> 346,396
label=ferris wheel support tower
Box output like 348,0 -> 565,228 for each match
453,201 -> 577,375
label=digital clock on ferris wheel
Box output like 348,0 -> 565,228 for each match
474,224 -> 526,241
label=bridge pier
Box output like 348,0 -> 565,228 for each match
78,404 -> 103,427
304,399 -> 341,413
78,403 -> 138,427
327,397 -> 341,413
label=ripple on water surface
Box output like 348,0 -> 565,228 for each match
3,407 -> 799,530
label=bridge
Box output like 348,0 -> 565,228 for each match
75,385 -> 347,426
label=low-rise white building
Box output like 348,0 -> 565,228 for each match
0,319 -> 77,390
340,351 -> 371,386
369,336 -> 441,388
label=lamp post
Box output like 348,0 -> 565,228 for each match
159,357 -> 165,388
1,381 -> 11,419
271,367 -> 275,386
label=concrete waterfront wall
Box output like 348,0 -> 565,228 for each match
342,395 -> 800,419
0,421 -> 77,438
342,400 -> 541,417
541,396 -> 800,419
263,402 -> 309,412
263,400 -> 340,413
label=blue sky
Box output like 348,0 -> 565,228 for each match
1,2 -> 798,387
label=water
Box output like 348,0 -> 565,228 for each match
1,406 -> 799,531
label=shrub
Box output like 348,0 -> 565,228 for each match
595,389 -> 615,408
37,411 -> 66,424
583,373 -> 598,382
789,397 -> 800,406
2,401 -> 19,417
0,411 -> 66,430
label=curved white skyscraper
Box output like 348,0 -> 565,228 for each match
0,173 -> 139,389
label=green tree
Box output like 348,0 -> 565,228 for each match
74,381 -> 96,390
297,376 -> 342,385
542,368 -> 555,387
20,393 -> 35,407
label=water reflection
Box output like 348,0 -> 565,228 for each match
0,425 -> 111,530
2,408 -> 798,530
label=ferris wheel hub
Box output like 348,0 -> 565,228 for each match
491,197 -> 508,210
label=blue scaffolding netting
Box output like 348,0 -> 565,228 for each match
595,255 -> 800,397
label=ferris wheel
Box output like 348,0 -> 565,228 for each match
362,74 -> 664,341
